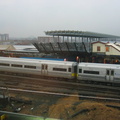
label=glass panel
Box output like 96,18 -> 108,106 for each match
68,68 -> 71,72
84,70 -> 99,74
53,68 -> 67,72
24,65 -> 36,69
106,70 -> 109,75
111,70 -> 114,76
11,64 -> 22,67
79,69 -> 82,73
0,63 -> 9,66
97,46 -> 100,51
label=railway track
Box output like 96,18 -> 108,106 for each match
0,74 -> 120,100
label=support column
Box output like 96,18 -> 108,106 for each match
63,36 -> 64,43
53,35 -> 55,43
79,37 -> 81,43
71,36 -> 72,43
82,37 -> 83,42
75,37 -> 76,43
87,37 -> 88,42
58,36 -> 60,42
67,36 -> 69,42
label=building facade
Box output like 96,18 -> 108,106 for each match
0,34 -> 9,41
92,41 -> 120,56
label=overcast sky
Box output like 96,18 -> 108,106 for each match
0,0 -> 120,38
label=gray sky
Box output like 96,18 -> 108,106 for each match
0,0 -> 120,38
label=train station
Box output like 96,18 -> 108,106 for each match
33,30 -> 120,62
1,0 -> 120,119
0,30 -> 120,120
0,30 -> 120,63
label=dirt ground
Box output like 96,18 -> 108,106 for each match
0,91 -> 120,120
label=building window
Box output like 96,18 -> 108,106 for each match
97,46 -> 100,51
106,46 -> 109,52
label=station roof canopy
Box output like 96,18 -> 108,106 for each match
45,30 -> 120,38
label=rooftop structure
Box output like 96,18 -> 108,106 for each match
45,30 -> 120,39
0,45 -> 15,51
33,30 -> 120,60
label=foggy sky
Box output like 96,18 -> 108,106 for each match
0,0 -> 120,38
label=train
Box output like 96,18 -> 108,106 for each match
0,56 -> 120,84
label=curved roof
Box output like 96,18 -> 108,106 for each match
45,30 -> 120,38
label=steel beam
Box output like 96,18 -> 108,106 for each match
40,43 -> 48,53
74,42 -> 78,52
57,42 -> 63,53
33,43 -> 41,53
49,42 -> 56,55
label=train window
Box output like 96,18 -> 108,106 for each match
53,68 -> 67,72
11,64 -> 22,67
24,65 -> 36,69
42,65 -> 44,69
84,70 -> 99,74
68,68 -> 71,72
0,63 -> 9,66
42,64 -> 48,70
45,65 -> 48,70
106,70 -> 109,75
111,70 -> 114,76
74,65 -> 77,73
79,69 -> 82,73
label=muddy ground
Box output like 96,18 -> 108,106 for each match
0,90 -> 120,120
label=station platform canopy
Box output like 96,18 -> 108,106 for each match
45,30 -> 120,38
33,30 -> 120,59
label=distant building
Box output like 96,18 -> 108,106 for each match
92,41 -> 120,56
0,45 -> 15,56
0,45 -> 15,51
0,34 -> 9,41
13,45 -> 37,51
1,45 -> 39,58
38,36 -> 60,43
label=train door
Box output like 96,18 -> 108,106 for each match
41,64 -> 48,75
106,69 -> 114,81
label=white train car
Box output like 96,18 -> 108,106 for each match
0,57 -> 77,79
41,60 -> 77,79
1,57 -> 120,84
77,63 -> 120,83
